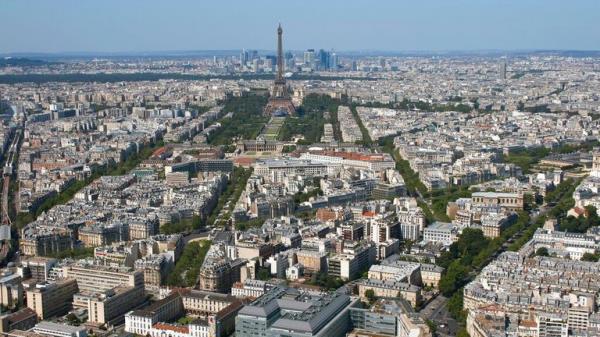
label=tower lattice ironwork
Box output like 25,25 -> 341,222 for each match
264,24 -> 295,116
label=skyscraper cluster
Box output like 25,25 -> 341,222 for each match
239,49 -> 259,66
302,48 -> 338,71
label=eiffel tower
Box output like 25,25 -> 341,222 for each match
264,24 -> 295,116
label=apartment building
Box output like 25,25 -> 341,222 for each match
0,308 -> 38,333
422,222 -> 458,245
85,285 -> 146,325
357,279 -> 422,307
0,273 -> 23,309
26,279 -> 78,319
236,286 -> 360,337
60,262 -> 144,293
349,298 -> 431,337
295,250 -> 328,274
471,191 -> 524,211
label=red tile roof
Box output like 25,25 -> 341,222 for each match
153,323 -> 189,334
362,210 -> 376,217
310,150 -> 388,162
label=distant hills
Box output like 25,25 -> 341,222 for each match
2,50 -> 600,61
0,57 -> 54,67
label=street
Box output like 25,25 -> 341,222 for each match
419,295 -> 458,337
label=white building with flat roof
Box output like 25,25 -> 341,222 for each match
32,321 -> 87,337
422,222 -> 457,245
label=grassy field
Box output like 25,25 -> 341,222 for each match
260,117 -> 286,140
278,94 -> 343,144
208,94 -> 269,145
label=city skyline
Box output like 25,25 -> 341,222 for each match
2,2 -> 600,337
2,0 -> 600,54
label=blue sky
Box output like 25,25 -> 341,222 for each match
1,0 -> 599,53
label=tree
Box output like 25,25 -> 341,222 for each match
160,215 -> 203,234
447,291 -> 466,321
235,218 -> 265,231
257,267 -> 271,281
456,228 -> 487,257
47,247 -> 94,259
66,313 -> 81,325
364,289 -> 376,303
307,272 -> 345,290
166,240 -> 211,287
524,193 -> 536,211
439,260 -> 468,296
403,239 -> 414,253
457,328 -> 471,337
581,252 -> 599,262
535,247 -> 549,257
282,145 -> 296,153
278,94 -> 342,143
425,319 -> 437,334
208,95 -> 269,145
559,205 -> 598,233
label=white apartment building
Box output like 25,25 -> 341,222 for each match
422,222 -> 458,245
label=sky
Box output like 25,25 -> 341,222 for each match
2,0 -> 599,54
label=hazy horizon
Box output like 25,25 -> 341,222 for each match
2,0 -> 600,54
4,48 -> 600,57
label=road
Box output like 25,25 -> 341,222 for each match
182,229 -> 210,244
415,197 -> 558,335
419,295 -> 458,337
0,126 -> 21,265
1,128 -> 20,225
420,196 -> 566,335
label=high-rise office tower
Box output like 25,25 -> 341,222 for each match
318,49 -> 330,70
284,51 -> 294,70
250,50 -> 258,61
330,52 -> 338,71
266,55 -> 277,72
240,49 -> 248,65
304,49 -> 315,67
